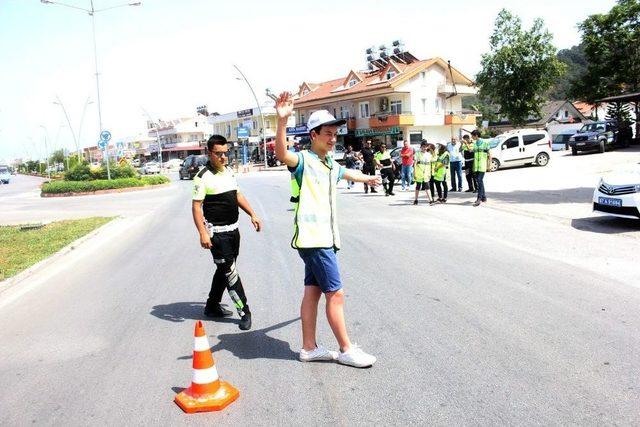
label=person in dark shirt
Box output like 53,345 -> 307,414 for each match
192,135 -> 263,330
359,140 -> 378,194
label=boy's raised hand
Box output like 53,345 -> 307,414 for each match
276,92 -> 294,119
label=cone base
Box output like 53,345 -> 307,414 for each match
174,381 -> 240,413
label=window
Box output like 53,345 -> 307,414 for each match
502,137 -> 519,149
300,114 -> 305,125
420,71 -> 426,83
265,120 -> 272,129
390,100 -> 402,115
386,70 -> 396,80
421,98 -> 427,113
435,97 -> 442,113
340,106 -> 349,119
195,121 -> 198,127
226,124 -> 231,136
348,79 -> 358,87
302,89 -> 309,96
359,102 -> 370,118
564,110 -> 569,118
523,134 -> 545,145
410,131 -> 422,143
253,120 -> 258,130
333,108 -> 337,117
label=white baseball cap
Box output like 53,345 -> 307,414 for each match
306,110 -> 346,132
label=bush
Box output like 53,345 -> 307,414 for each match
42,176 -> 169,194
65,163 -> 138,181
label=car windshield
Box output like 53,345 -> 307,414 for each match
579,123 -> 606,132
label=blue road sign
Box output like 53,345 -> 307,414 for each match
237,126 -> 249,138
100,130 -> 112,142
116,141 -> 124,149
98,140 -> 107,150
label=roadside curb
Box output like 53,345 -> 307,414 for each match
0,216 -> 125,298
40,183 -> 170,198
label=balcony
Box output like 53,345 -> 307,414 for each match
369,112 -> 414,128
444,113 -> 477,125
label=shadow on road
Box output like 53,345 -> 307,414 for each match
571,216 -> 640,235
176,317 -> 300,362
150,301 -> 238,324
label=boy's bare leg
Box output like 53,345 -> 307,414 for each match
325,289 -> 352,352
301,285 -> 322,351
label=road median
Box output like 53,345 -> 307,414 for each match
40,175 -> 170,197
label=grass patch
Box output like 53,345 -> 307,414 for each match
0,217 -> 114,281
41,175 -> 169,194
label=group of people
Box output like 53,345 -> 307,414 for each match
342,130 -> 492,207
191,91 -> 494,370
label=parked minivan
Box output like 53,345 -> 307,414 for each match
179,155 -> 208,180
488,129 -> 552,172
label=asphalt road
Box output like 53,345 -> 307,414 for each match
0,162 -> 639,425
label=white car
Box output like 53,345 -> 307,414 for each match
141,161 -> 160,174
488,129 -> 552,172
163,158 -> 183,170
592,165 -> 640,220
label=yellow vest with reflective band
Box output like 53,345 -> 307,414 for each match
290,173 -> 300,203
292,150 -> 341,249
414,151 -> 431,182
473,139 -> 491,173
433,152 -> 450,181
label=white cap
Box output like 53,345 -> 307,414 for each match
306,110 -> 346,133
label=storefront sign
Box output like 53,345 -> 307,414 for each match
286,125 -> 308,135
237,108 -> 254,118
355,126 -> 401,137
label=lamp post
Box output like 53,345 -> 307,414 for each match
38,126 -> 51,179
233,64 -> 267,169
141,107 -> 162,170
77,97 -> 94,162
53,95 -> 79,161
41,0 -> 142,177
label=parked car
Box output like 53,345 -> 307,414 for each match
592,164 -> 640,220
163,158 -> 183,170
0,165 -> 11,184
390,144 -> 420,179
141,161 -> 160,175
568,121 -> 619,155
488,129 -> 552,172
179,155 -> 208,180
552,133 -> 575,151
332,144 -> 346,163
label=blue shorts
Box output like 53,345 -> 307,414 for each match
297,248 -> 343,293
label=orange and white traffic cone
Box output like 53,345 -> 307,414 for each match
174,320 -> 240,413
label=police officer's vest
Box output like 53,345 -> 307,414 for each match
433,152 -> 450,181
414,151 -> 431,182
375,150 -> 392,168
473,139 -> 491,173
291,150 -> 341,250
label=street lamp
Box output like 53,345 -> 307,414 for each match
77,97 -> 94,162
233,64 -> 268,169
53,95 -> 79,160
41,0 -> 142,179
141,107 -> 162,170
38,125 -> 51,179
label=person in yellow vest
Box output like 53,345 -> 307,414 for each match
374,143 -> 396,196
413,140 -> 434,205
470,129 -> 492,206
274,92 -> 380,368
433,144 -> 450,203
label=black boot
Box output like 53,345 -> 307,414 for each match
239,309 -> 252,331
204,303 -> 233,318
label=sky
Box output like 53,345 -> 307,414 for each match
0,0 -> 616,162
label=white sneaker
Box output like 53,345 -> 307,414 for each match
299,345 -> 339,362
337,344 -> 376,368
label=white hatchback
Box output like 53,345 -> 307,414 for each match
592,165 -> 640,220
488,129 -> 552,172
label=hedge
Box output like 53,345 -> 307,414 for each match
41,176 -> 169,194
65,163 -> 138,181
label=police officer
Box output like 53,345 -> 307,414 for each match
192,135 -> 263,330
374,143 -> 395,196
470,129 -> 492,206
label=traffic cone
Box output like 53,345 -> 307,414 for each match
174,320 -> 240,413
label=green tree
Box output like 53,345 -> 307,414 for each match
476,9 -> 566,126
575,0 -> 640,102
50,149 -> 65,166
548,44 -> 588,100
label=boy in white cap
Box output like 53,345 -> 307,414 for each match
274,92 -> 379,368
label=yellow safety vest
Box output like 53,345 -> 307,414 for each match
291,150 -> 341,249
414,151 -> 431,182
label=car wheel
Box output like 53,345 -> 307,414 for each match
599,140 -> 605,153
489,158 -> 500,172
535,152 -> 550,167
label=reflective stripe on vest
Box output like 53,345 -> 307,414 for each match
292,150 -> 341,249
473,140 -> 490,172
413,151 -> 431,182
433,152 -> 450,181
